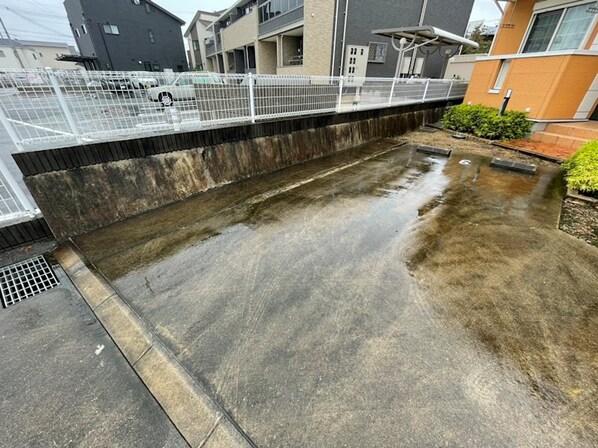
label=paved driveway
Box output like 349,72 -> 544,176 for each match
75,140 -> 598,447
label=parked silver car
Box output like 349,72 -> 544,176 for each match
147,73 -> 223,106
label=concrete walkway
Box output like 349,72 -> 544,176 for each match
0,246 -> 187,447
72,140 -> 598,447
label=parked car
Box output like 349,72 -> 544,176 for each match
147,73 -> 223,106
129,73 -> 159,89
100,76 -> 135,94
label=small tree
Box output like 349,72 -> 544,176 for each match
462,25 -> 493,55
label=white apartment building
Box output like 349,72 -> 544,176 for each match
184,10 -> 223,71
0,39 -> 80,70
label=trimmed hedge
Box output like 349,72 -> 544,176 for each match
443,104 -> 531,140
563,140 -> 598,194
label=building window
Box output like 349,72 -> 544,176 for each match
493,60 -> 511,90
152,63 -> 160,71
368,42 -> 387,63
0,50 -> 5,58
32,53 -> 37,60
39,52 -> 43,57
74,28 -> 81,38
103,24 -> 120,35
193,40 -> 200,51
148,29 -> 155,43
522,3 -> 594,53
81,24 -> 87,34
145,3 -> 152,13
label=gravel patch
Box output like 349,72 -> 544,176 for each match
559,198 -> 598,247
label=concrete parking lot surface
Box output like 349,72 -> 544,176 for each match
0,257 -> 187,447
74,140 -> 598,447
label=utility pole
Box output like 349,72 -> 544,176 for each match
0,16 -> 11,39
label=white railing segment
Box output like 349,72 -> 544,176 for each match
0,69 -> 468,151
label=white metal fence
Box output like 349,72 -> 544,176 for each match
0,157 -> 38,225
0,69 -> 468,151
0,69 -> 466,225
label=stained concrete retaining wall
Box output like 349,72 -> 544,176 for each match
14,101 -> 454,239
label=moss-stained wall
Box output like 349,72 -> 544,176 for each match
19,103 -> 450,239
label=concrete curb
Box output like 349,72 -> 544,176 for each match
566,188 -> 598,206
54,243 -> 255,448
416,145 -> 452,157
490,158 -> 537,175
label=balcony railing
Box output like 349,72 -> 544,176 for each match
205,42 -> 216,56
259,5 -> 303,37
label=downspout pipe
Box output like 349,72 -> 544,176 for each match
338,0 -> 349,76
331,0 -> 340,76
418,0 -> 429,26
413,0 -> 429,75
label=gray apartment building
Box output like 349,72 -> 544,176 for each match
64,0 -> 188,72
204,0 -> 475,78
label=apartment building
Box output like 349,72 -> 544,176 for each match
0,39 -> 80,70
64,0 -> 188,71
464,0 -> 598,154
203,0 -> 475,77
185,10 -> 223,71
465,0 -> 598,122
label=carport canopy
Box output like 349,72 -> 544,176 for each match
371,26 -> 479,78
372,26 -> 479,49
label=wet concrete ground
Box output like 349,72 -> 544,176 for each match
0,260 -> 186,447
75,140 -> 598,447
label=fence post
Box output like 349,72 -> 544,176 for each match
0,157 -> 37,216
388,77 -> 397,106
422,79 -> 430,103
46,68 -> 82,143
336,76 -> 344,113
248,73 -> 256,123
446,81 -> 454,99
0,105 -> 23,152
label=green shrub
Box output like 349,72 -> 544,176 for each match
562,141 -> 598,194
442,104 -> 531,140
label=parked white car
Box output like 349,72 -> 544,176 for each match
129,73 -> 159,89
147,73 -> 223,106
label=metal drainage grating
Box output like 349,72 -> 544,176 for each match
0,255 -> 59,308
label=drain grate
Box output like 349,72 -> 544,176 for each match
0,255 -> 59,308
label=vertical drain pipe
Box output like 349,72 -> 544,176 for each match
418,0 -> 429,26
338,0 -> 349,76
331,0 -> 340,76
410,0 -> 429,76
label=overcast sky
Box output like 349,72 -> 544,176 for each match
0,0 -> 504,46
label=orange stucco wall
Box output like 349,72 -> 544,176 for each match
464,55 -> 598,120
490,0 -> 536,55
465,0 -> 598,120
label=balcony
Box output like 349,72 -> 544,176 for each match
205,42 -> 217,56
259,3 -> 303,37
221,7 -> 258,52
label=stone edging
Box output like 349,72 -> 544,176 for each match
566,188 -> 598,205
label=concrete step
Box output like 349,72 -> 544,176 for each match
530,131 -> 587,151
545,123 -> 598,140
